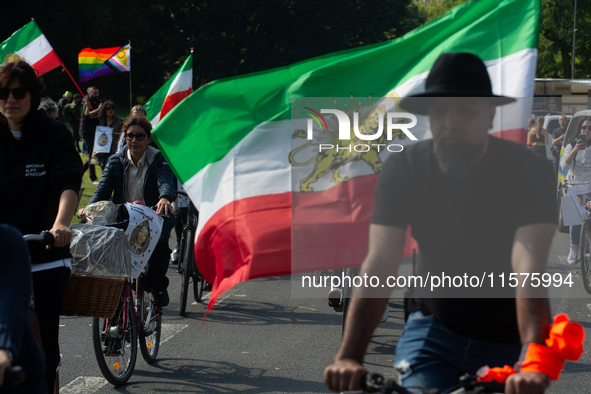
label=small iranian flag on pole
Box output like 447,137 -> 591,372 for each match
144,51 -> 193,126
152,0 -> 540,313
0,20 -> 63,75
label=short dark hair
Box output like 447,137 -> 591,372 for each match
122,116 -> 152,136
87,86 -> 98,94
0,60 -> 44,127
73,93 -> 82,99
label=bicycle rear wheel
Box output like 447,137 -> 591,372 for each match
138,282 -> 161,363
179,228 -> 193,316
92,290 -> 137,386
580,221 -> 591,294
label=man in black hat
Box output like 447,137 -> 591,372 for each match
324,53 -> 556,393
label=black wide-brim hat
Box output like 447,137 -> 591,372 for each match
400,52 -> 516,115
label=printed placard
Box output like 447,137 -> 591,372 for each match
93,126 -> 113,154
124,203 -> 164,278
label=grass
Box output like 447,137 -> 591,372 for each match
72,152 -> 103,224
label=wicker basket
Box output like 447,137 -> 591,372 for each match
60,274 -> 125,318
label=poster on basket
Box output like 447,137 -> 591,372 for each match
562,184 -> 591,226
124,203 -> 164,278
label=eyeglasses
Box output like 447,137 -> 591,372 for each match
125,132 -> 148,141
581,126 -> 590,131
106,106 -> 115,110
0,88 -> 28,100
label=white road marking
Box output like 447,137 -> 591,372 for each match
60,376 -> 107,394
160,323 -> 188,344
62,324 -> 187,393
587,304 -> 591,312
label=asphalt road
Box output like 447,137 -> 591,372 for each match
57,229 -> 591,393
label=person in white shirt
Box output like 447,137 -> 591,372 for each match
560,116 -> 591,264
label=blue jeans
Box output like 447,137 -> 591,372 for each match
394,311 -> 521,393
570,224 -> 582,247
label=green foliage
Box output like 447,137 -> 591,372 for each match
413,0 -> 591,79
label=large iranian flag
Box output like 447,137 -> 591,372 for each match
152,0 -> 540,312
0,21 -> 63,76
144,52 -> 193,126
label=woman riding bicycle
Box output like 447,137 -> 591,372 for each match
560,116 -> 591,265
78,116 -> 175,307
0,60 -> 83,392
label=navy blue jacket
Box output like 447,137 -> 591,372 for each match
89,146 -> 175,230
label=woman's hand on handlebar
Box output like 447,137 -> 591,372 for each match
155,198 -> 173,216
48,224 -> 72,249
324,358 -> 368,393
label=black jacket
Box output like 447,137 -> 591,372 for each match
0,110 -> 83,264
89,145 -> 175,229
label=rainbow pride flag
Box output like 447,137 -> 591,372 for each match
78,45 -> 130,83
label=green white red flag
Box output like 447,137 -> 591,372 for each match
152,0 -> 541,313
144,52 -> 193,126
0,20 -> 63,75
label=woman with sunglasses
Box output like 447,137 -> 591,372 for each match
0,60 -> 82,392
560,116 -> 591,265
78,116 -> 175,307
90,100 -> 123,170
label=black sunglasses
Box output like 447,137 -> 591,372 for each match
125,132 -> 148,141
0,88 -> 28,100
106,106 -> 115,110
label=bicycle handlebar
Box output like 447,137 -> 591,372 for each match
350,373 -> 505,394
23,231 -> 54,246
3,366 -> 25,386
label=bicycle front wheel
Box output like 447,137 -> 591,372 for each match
580,221 -> 591,294
138,283 -> 162,363
179,228 -> 193,316
92,292 -> 138,386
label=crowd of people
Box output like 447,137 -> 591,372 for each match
0,60 -> 179,393
0,53 -> 583,394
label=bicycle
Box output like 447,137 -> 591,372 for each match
90,205 -> 166,386
342,372 -> 505,394
578,204 -> 591,294
22,231 -> 62,394
176,191 -> 206,316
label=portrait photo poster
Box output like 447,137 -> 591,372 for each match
124,203 -> 164,278
563,184 -> 591,226
93,126 -> 113,154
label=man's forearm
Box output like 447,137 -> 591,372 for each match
515,297 -> 550,345
336,297 -> 388,362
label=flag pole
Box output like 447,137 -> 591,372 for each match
61,65 -> 85,97
129,40 -> 132,111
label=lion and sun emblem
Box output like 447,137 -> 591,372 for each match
289,93 -> 409,192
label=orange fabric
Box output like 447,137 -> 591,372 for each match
545,314 -> 585,361
477,365 -> 516,383
477,314 -> 585,382
520,343 -> 564,380
520,314 -> 584,380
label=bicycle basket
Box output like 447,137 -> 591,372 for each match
60,224 -> 131,318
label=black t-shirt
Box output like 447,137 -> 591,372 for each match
552,126 -> 566,154
371,137 -> 556,343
